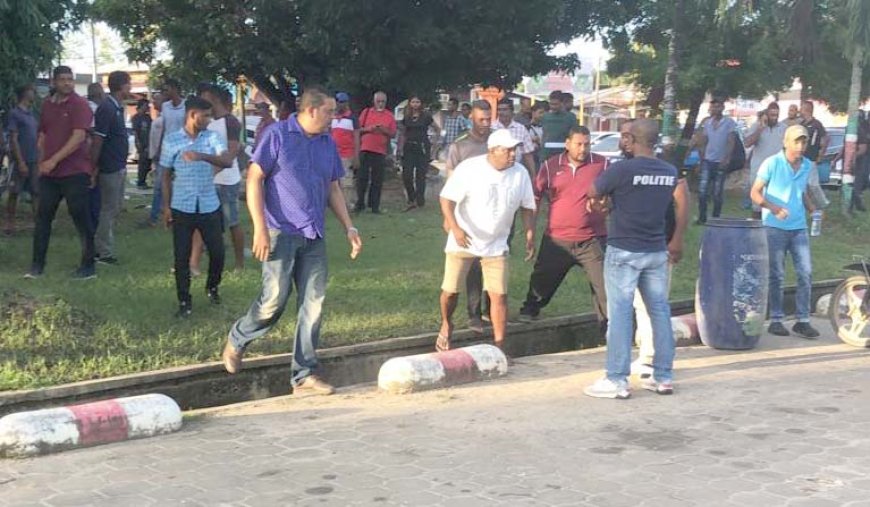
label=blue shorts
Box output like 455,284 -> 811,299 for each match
216,183 -> 240,228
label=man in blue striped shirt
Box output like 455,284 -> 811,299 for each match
160,96 -> 234,318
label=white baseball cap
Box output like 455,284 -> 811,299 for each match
487,128 -> 522,149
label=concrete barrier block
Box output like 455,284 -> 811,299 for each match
378,344 -> 508,394
0,394 -> 182,458
816,293 -> 832,316
672,314 -> 701,347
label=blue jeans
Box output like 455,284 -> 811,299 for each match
230,231 -> 328,385
698,160 -> 725,222
149,165 -> 164,223
604,247 -> 674,384
766,227 -> 812,323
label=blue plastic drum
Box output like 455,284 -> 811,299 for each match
695,218 -> 769,349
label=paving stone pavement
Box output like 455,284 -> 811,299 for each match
2,317 -> 870,506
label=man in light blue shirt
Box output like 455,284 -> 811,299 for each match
694,97 -> 736,223
160,96 -> 233,318
751,124 -> 819,339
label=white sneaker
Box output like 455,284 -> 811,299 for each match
642,378 -> 674,395
584,377 -> 631,399
631,359 -> 654,379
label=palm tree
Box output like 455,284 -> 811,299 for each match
661,0 -> 684,164
841,0 -> 870,214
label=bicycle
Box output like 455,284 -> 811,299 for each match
828,255 -> 870,347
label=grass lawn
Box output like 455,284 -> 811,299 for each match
1,172 -> 867,390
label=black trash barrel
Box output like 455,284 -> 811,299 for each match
695,218 -> 769,350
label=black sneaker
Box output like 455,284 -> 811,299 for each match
176,301 -> 192,318
23,266 -> 44,279
96,255 -> 119,265
768,322 -> 790,336
207,287 -> 221,305
517,312 -> 539,323
792,322 -> 820,339
71,265 -> 97,280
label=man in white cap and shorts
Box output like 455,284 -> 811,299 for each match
435,129 -> 537,354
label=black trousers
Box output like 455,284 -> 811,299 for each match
853,156 -> 869,198
402,143 -> 429,206
356,151 -> 385,212
171,209 -> 225,304
136,151 -> 151,186
521,235 -> 608,336
32,173 -> 96,270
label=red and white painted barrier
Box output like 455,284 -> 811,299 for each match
818,289 -> 866,316
378,344 -> 508,394
0,394 -> 182,458
672,314 -> 700,346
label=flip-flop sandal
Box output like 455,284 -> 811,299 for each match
435,333 -> 451,352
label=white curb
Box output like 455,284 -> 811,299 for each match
378,344 -> 508,394
0,394 -> 182,458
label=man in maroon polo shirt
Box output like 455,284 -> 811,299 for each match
518,125 -> 608,339
25,65 -> 97,280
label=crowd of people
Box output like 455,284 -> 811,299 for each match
0,66 -> 835,398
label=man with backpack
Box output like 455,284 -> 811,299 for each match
693,97 -> 738,224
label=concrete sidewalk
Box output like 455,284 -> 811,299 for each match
2,317 -> 869,506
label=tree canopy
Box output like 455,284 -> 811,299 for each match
93,0 -> 632,104
604,0 -> 870,114
0,0 -> 84,106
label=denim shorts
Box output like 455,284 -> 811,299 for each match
216,183 -> 240,228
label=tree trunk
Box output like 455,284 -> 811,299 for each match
673,90 -> 705,169
841,46 -> 863,214
661,0 -> 684,166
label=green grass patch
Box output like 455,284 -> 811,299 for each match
1,179 -> 867,390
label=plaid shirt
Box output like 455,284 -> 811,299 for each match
492,120 -> 536,156
159,129 -> 226,214
442,114 -> 469,146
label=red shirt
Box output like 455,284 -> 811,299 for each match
359,108 -> 396,155
39,92 -> 93,179
536,152 -> 608,242
331,110 -> 358,159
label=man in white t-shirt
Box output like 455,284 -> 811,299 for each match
198,85 -> 245,271
436,129 -> 537,354
159,79 -> 187,137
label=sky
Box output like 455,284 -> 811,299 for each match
62,23 -> 610,79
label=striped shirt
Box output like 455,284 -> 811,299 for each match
159,129 -> 226,214
492,120 -> 536,156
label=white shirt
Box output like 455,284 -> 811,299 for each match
208,116 -> 241,185
750,121 -> 788,172
492,120 -> 536,157
440,154 -> 536,257
148,115 -> 164,161
161,99 -> 187,141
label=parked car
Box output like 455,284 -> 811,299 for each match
590,133 -> 623,163
589,131 -> 618,144
818,127 -> 845,187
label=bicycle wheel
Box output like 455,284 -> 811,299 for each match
828,275 -> 870,347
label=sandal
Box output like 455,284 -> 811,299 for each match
435,333 -> 452,353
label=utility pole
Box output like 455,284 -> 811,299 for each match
594,54 -> 602,131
